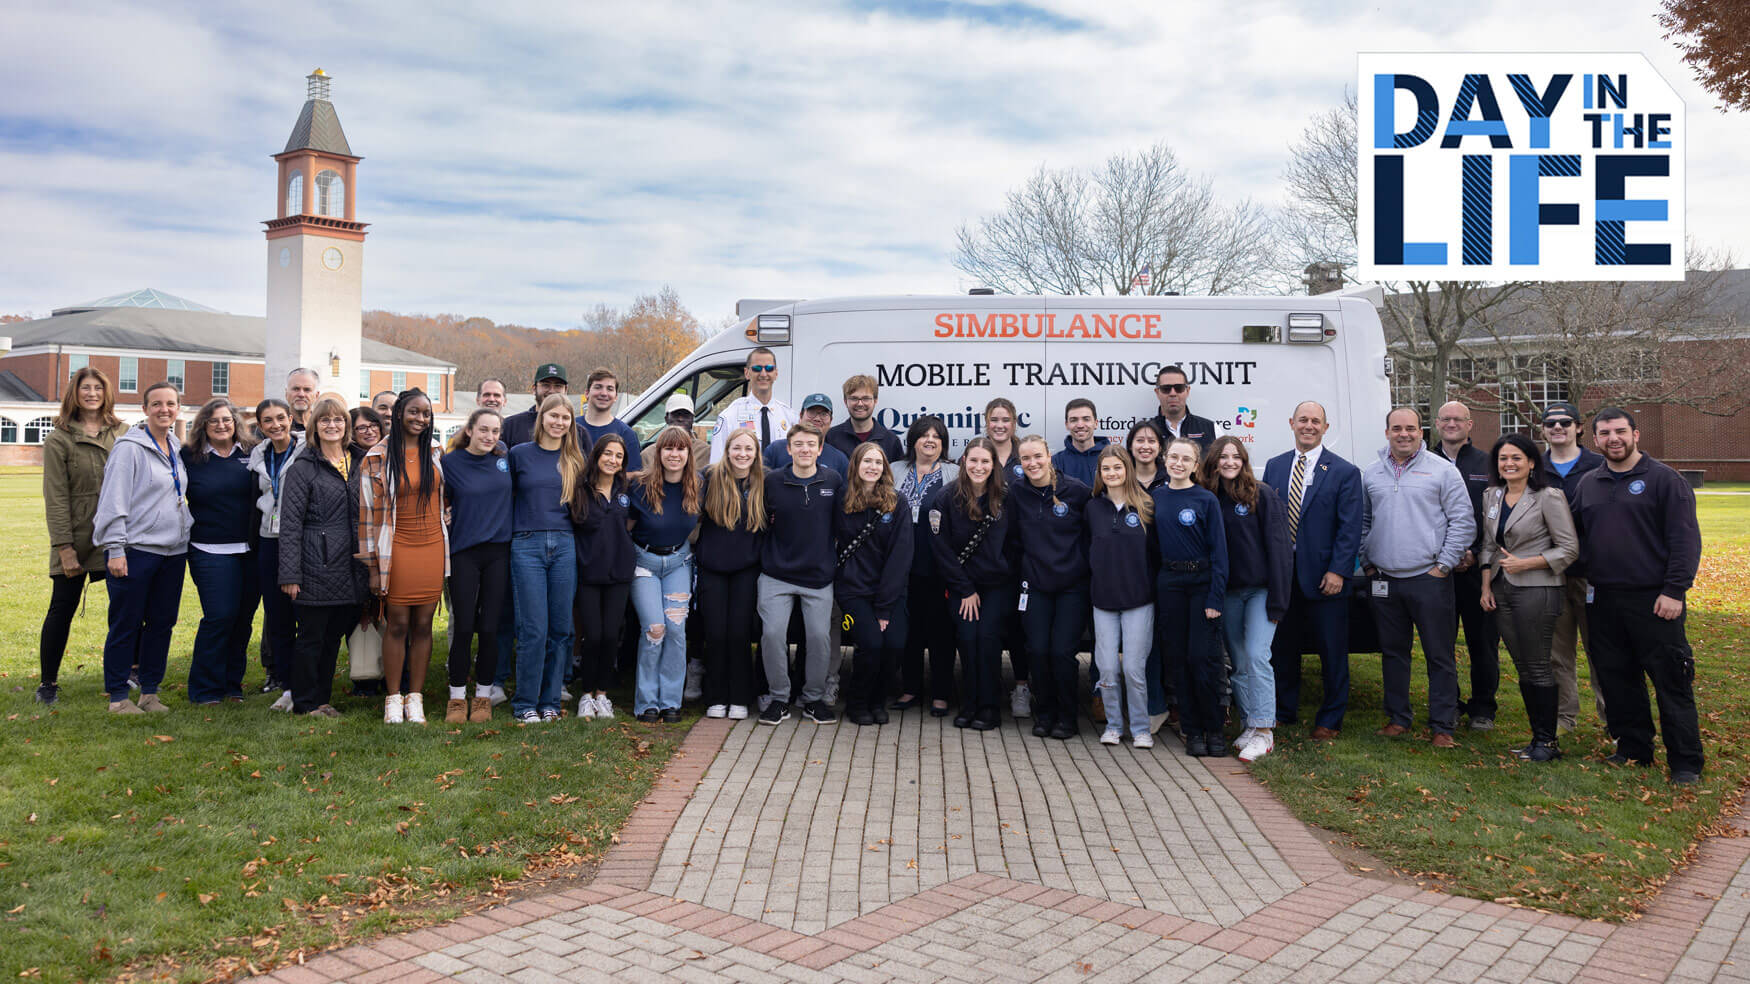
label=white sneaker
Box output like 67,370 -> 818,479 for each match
1100,728 -> 1122,745
404,692 -> 426,724
517,709 -> 540,725
1148,711 -> 1169,735
595,695 -> 615,720
684,659 -> 705,701
1011,682 -> 1032,719
540,708 -> 560,723
384,694 -> 405,724
824,681 -> 840,708
1133,733 -> 1155,749
270,690 -> 294,712
1232,727 -> 1258,752
487,685 -> 508,707
705,704 -> 728,719
1238,732 -> 1275,763
560,686 -> 573,702
727,704 -> 749,720
577,695 -> 598,719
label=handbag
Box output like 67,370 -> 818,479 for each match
348,620 -> 384,681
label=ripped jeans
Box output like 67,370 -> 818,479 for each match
630,544 -> 694,714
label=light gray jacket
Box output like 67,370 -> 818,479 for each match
91,424 -> 194,559
247,432 -> 306,539
1478,485 -> 1579,588
1359,446 -> 1475,577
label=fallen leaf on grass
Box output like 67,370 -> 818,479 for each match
152,735 -> 174,743
198,893 -> 217,905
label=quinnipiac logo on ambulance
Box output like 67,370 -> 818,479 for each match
1357,53 -> 1684,282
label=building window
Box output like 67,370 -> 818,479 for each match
23,416 -> 54,445
315,169 -> 345,217
1500,355 -> 1571,436
444,424 -> 464,445
119,357 -> 138,393
166,359 -> 185,392
0,419 -> 15,443
212,362 -> 229,395
392,371 -> 406,392
1447,357 -> 1480,385
286,171 -> 304,215
359,369 -> 371,399
67,354 -> 89,377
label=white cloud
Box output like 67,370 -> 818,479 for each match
1,0 -> 1743,328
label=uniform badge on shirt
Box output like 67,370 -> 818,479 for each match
1487,503 -> 1499,519
1629,479 -> 1646,495
929,509 -> 942,534
496,458 -> 509,472
1052,502 -> 1068,517
1125,512 -> 1141,528
1178,508 -> 1197,526
820,488 -> 834,497
618,493 -> 630,508
1233,503 -> 1249,516
1012,465 -> 1023,478
881,511 -> 894,524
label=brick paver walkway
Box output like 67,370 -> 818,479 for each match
249,717 -> 1750,984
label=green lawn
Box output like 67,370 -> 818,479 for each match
1251,492 -> 1750,921
0,471 -> 683,983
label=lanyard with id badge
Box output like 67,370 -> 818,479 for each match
266,443 -> 294,535
154,431 -> 183,508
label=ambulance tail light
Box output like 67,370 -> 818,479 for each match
1288,313 -> 1333,343
755,314 -> 791,344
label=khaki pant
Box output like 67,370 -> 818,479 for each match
1550,577 -> 1607,730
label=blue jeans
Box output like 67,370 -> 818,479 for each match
1093,605 -> 1154,737
186,547 -> 259,702
104,549 -> 186,702
631,545 -> 693,714
1223,586 -> 1278,728
511,530 -> 576,716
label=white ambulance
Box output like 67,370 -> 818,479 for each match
625,291 -> 1391,470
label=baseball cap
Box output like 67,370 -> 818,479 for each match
801,393 -> 834,412
1541,401 -> 1581,424
533,363 -> 567,383
664,393 -> 696,415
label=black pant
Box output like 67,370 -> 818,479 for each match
953,583 -> 1015,717
1270,586 -> 1351,730
1159,571 -> 1223,738
904,574 -> 955,702
697,567 -> 757,707
1003,583 -> 1028,684
1023,587 -> 1086,725
1589,587 -> 1704,774
41,570 -> 104,684
449,541 -> 509,689
1370,573 -> 1459,734
841,595 -> 908,712
577,581 -> 631,694
1454,564 -> 1501,719
291,603 -> 360,712
259,539 -> 298,686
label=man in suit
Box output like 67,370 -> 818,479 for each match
1264,400 -> 1364,739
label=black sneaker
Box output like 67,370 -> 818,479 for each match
661,707 -> 682,724
261,676 -> 282,694
1606,752 -> 1652,767
34,683 -> 59,706
1671,770 -> 1702,785
759,702 -> 790,725
804,701 -> 838,725
637,708 -> 659,723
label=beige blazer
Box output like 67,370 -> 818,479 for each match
1478,485 -> 1579,588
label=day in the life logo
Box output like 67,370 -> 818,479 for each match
1358,53 -> 1685,282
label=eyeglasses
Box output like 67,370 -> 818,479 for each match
747,364 -> 777,373
845,396 -> 875,404
1542,418 -> 1575,428
1156,383 -> 1188,394
1435,416 -> 1469,424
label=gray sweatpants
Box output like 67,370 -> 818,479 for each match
758,574 -> 834,706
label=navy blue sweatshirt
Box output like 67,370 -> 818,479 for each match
761,465 -> 842,589
1216,485 -> 1292,621
572,479 -> 635,584
502,409 -> 590,453
1149,483 -> 1229,610
1086,494 -> 1153,611
826,419 -> 904,465
1050,437 -> 1110,489
441,448 -> 513,552
1010,476 -> 1092,593
926,485 -> 1014,596
697,472 -> 763,574
764,441 -> 848,482
182,445 -> 255,546
834,498 -> 915,618
1569,454 -> 1702,600
581,417 -> 643,471
509,443 -> 572,532
627,480 -> 699,550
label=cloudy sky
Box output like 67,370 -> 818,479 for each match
2,0 -> 1744,329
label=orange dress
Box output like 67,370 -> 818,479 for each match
386,447 -> 445,606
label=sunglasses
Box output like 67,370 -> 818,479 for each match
1542,418 -> 1575,428
1156,383 -> 1188,394
747,364 -> 776,373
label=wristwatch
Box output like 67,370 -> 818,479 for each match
1434,564 -> 1451,576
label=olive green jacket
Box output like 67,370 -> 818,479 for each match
42,421 -> 125,575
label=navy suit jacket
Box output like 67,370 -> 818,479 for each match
1262,447 -> 1364,599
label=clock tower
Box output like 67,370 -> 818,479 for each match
264,69 -> 366,402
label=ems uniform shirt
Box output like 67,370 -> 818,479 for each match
1569,455 -> 1701,600
696,472 -> 763,574
925,486 -> 1014,596
760,465 -> 842,589
508,443 -> 571,532
627,481 -> 697,550
833,499 -> 915,619
1009,477 -> 1092,592
573,482 -> 636,584
581,417 -> 643,471
710,395 -> 796,463
440,448 -> 514,551
1085,496 -> 1152,611
1148,483 -> 1230,611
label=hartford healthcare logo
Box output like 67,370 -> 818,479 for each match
1358,53 -> 1685,282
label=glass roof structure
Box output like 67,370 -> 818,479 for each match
73,289 -> 223,313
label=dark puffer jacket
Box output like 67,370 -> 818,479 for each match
277,445 -> 366,606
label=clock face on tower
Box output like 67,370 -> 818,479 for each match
322,247 -> 344,271
278,247 -> 291,268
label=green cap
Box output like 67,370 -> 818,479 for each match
534,363 -> 567,383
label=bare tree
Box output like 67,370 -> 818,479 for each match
1279,89 -> 1359,276
1659,0 -> 1750,112
954,141 -> 1278,297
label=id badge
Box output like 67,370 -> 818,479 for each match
1585,585 -> 1595,605
1371,579 -> 1390,599
269,509 -> 280,536
1017,581 -> 1029,612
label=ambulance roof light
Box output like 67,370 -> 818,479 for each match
756,314 -> 791,344
1287,313 -> 1328,343
968,287 -> 996,295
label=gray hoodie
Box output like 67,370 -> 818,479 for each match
91,424 -> 194,559
1359,446 -> 1475,577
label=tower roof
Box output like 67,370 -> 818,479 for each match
282,70 -> 355,157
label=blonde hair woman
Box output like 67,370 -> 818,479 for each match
1012,434 -> 1093,740
695,428 -> 767,719
504,393 -> 588,725
834,442 -> 913,725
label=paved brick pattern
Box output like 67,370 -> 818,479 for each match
245,714 -> 1750,984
